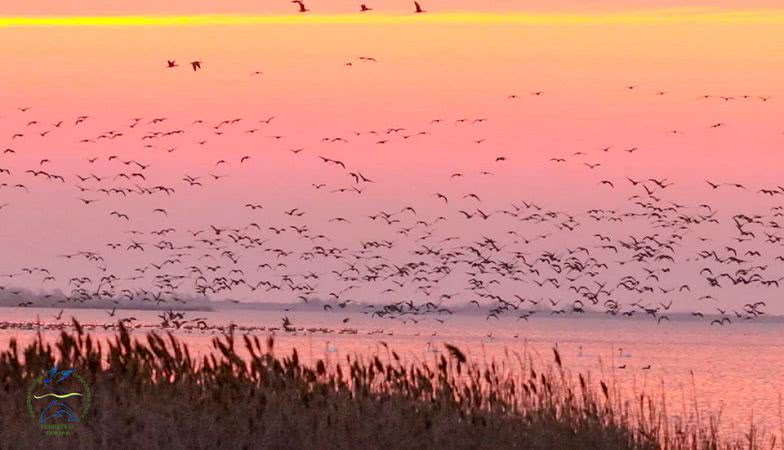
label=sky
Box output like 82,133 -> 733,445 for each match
1,1 -> 783,315
3,0 -> 784,15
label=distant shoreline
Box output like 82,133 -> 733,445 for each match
2,301 -> 784,324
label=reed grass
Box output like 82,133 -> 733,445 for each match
0,321 -> 773,449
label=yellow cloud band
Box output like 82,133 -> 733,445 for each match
1,9 -> 784,28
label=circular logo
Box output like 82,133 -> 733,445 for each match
27,367 -> 92,437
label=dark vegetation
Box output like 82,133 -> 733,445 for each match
0,321 -> 770,449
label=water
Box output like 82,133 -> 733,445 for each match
2,305 -> 783,439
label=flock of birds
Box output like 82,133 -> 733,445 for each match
0,8 -> 782,342
289,1 -> 428,14
0,92 -> 779,332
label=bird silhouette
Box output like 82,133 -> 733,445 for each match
292,0 -> 309,12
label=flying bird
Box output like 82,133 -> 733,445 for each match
292,0 -> 309,12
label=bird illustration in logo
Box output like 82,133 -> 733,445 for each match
35,367 -> 82,424
43,367 -> 76,387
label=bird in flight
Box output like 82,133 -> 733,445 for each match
292,0 -> 309,12
167,60 -> 177,68
414,1 -> 426,13
190,61 -> 202,71
706,180 -> 721,189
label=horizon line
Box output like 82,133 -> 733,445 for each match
2,9 -> 784,28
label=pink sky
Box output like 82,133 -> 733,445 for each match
0,2 -> 783,316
